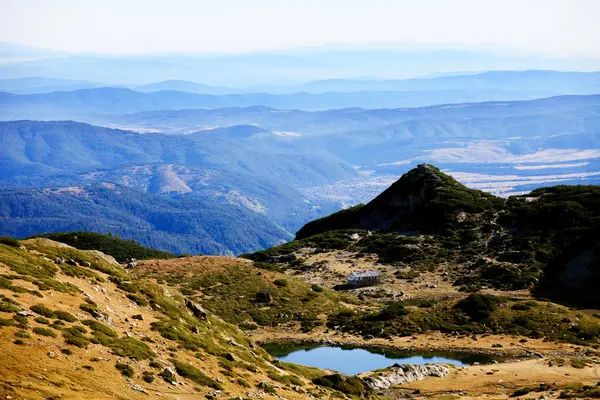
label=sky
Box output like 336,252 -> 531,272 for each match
1,0 -> 599,57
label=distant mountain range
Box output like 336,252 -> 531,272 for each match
1,93 -> 600,254
1,42 -> 600,84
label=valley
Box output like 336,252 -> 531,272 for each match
2,165 -> 597,399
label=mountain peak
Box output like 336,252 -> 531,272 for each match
296,164 -> 501,239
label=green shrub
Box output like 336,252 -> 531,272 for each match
170,359 -> 223,390
62,327 -> 90,348
237,378 -> 250,388
142,371 -> 155,383
30,304 -> 55,318
456,294 -> 499,322
273,279 -> 288,287
0,302 -> 20,313
53,310 -> 77,322
311,284 -> 324,292
13,339 -> 25,345
14,330 -> 30,338
34,317 -> 50,324
126,294 -> 148,306
79,303 -> 101,318
149,360 -> 163,369
60,348 -> 73,355
256,381 -> 277,394
115,362 -> 134,377
313,374 -> 369,397
0,236 -> 20,247
33,327 -> 56,337
0,318 -> 16,326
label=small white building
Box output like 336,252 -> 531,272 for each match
347,270 -> 381,288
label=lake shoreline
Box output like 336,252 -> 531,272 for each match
251,327 -> 591,360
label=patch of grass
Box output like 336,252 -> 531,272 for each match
170,359 -> 223,390
126,293 -> 148,306
36,232 -> 176,263
237,378 -> 250,388
149,360 -> 163,369
273,279 -> 288,287
0,276 -> 29,294
13,339 -> 25,345
256,381 -> 277,394
12,314 -> 28,328
142,371 -> 155,383
62,326 -> 90,348
34,316 -> 50,324
14,330 -> 30,338
0,301 -> 21,313
571,358 -> 591,369
107,337 -> 155,360
33,327 -> 56,337
53,310 -> 77,322
313,374 -> 369,397
60,348 -> 73,355
0,318 -> 16,326
82,319 -> 117,337
115,362 -> 134,377
0,236 -> 20,247
268,371 -> 304,386
79,303 -> 101,318
30,304 -> 55,318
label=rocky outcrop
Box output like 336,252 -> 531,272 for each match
362,364 -> 450,390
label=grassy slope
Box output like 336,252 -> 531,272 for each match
34,231 -> 177,262
0,238 -> 342,400
263,166 -> 600,308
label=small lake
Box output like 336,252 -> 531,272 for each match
262,343 -> 498,375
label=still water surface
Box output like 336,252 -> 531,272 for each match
262,343 -> 497,375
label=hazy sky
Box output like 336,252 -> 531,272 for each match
1,0 -> 599,56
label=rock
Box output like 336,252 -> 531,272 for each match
47,351 -> 55,358
191,325 -> 200,334
17,311 -> 31,317
255,290 -> 271,303
185,299 -> 207,320
83,261 -> 92,267
66,258 -> 77,266
131,314 -> 144,320
363,364 -> 450,390
159,367 -> 177,383
131,384 -> 146,393
55,257 -> 65,264
126,261 -> 137,268
224,353 -> 235,361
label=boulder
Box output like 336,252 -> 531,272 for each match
185,299 -> 207,320
160,367 -> 177,383
363,364 -> 449,390
255,290 -> 271,303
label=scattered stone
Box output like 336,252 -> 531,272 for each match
363,364 -> 450,390
185,299 -> 208,320
131,384 -> 146,393
131,314 -> 144,321
47,351 -> 55,358
17,311 -> 31,317
159,367 -> 176,384
83,261 -> 92,267
191,325 -> 200,334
